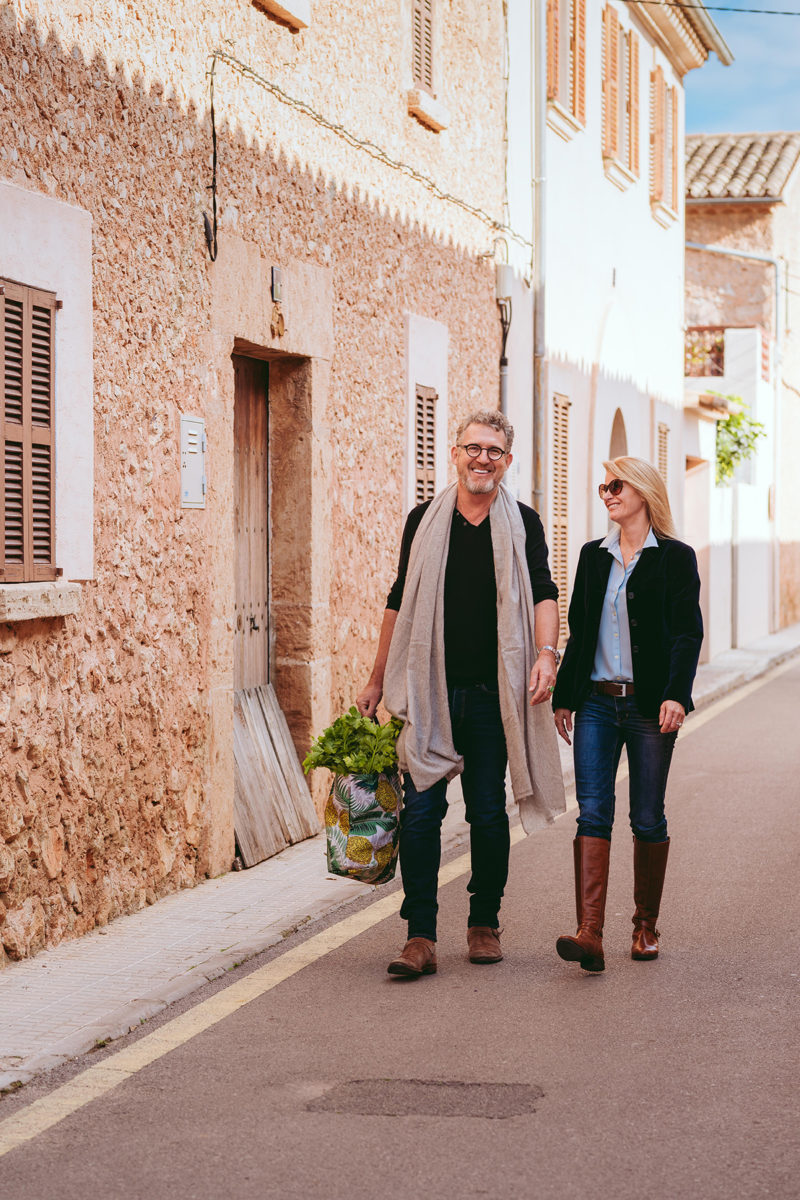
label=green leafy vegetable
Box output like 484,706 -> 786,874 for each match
303,707 -> 404,777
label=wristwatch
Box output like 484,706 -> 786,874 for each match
538,644 -> 562,667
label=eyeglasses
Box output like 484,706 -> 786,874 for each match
457,443 -> 508,461
598,478 -> 625,498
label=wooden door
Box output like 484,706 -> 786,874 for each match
232,354 -> 320,865
233,355 -> 269,691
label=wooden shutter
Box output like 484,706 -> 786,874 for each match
415,385 -> 437,505
572,0 -> 586,124
1,280 -> 58,583
657,423 -> 669,484
602,6 -> 619,159
651,66 -> 665,203
552,394 -> 570,639
547,0 -> 559,102
670,85 -> 678,210
412,0 -> 434,94
628,32 -> 640,175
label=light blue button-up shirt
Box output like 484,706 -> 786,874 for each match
591,526 -> 658,682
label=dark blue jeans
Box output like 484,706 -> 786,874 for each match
399,684 -> 509,941
573,693 -> 676,843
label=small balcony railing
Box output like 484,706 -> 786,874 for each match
685,327 -> 725,377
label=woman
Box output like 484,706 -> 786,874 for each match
552,457 -> 703,972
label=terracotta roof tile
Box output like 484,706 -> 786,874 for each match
685,132 -> 800,200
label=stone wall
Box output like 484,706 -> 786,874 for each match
685,205 -> 775,331
0,0 -> 505,961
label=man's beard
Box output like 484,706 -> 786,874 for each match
461,465 -> 498,494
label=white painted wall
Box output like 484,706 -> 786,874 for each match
684,325 -> 777,648
403,313 -> 448,515
545,6 -> 685,408
0,180 -> 94,580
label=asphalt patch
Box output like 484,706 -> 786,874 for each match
307,1079 -> 544,1119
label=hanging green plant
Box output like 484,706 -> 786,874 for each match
714,395 -> 767,485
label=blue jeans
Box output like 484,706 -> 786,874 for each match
573,693 -> 676,843
398,684 -> 509,941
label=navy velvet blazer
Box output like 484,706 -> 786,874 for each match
552,535 -> 704,719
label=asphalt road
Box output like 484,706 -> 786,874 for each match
1,661 -> 798,1200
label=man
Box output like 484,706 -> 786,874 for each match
356,409 -> 564,978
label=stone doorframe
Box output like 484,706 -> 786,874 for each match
203,238 -> 334,872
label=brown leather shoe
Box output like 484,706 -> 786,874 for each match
387,937 -> 437,977
631,837 -> 670,960
556,836 -> 610,973
467,926 -> 503,964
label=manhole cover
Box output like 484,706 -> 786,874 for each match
306,1080 -> 543,1119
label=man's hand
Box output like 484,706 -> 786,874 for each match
356,682 -> 382,719
529,650 -> 557,706
659,699 -> 685,734
554,708 -> 573,745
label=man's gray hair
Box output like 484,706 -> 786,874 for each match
455,409 -> 514,452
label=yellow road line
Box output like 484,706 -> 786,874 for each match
0,654 -> 794,1158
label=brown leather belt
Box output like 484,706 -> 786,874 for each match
592,680 -> 635,697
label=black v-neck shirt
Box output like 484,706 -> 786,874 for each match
386,500 -> 558,686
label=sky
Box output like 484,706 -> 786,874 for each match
683,5 -> 800,134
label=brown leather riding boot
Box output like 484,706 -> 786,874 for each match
631,837 -> 670,960
556,836 -> 610,973
387,937 -> 437,977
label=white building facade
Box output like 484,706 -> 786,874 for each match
503,0 -> 730,633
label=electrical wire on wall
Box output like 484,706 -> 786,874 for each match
202,56 -> 218,262
202,49 -> 532,263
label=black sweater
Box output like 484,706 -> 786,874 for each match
552,536 -> 704,718
386,500 -> 558,687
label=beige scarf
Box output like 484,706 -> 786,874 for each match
383,482 -> 566,833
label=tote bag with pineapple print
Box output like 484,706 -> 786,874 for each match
324,771 -> 403,885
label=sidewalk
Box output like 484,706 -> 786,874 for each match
2,623 -> 799,1091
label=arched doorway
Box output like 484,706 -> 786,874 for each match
609,408 -> 628,459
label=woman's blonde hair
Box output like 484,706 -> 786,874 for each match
603,456 -> 677,540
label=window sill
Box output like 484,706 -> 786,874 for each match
407,90 -> 450,133
253,0 -> 309,29
603,156 -> 637,192
651,199 -> 678,229
547,100 -> 583,142
0,581 -> 81,622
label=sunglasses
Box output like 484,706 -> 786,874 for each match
598,478 -> 624,498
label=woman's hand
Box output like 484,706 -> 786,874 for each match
659,700 -> 686,734
554,708 -> 573,745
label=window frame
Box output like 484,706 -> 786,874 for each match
411,0 -> 435,96
547,0 -> 586,137
1,278 -> 59,584
414,385 -> 437,506
602,8 -> 639,187
551,393 -> 570,642
650,66 -> 679,222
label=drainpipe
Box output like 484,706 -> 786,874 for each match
496,264 -> 513,416
686,241 -> 785,635
532,0 -> 546,514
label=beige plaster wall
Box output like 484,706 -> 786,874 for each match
685,191 -> 800,627
772,175 -> 800,625
0,0 -> 503,960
